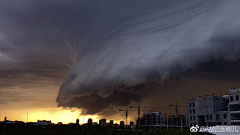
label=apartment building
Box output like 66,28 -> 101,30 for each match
228,88 -> 240,125
143,112 -> 165,125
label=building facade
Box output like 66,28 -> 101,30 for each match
188,95 -> 227,127
143,112 -> 165,125
168,114 -> 188,126
228,88 -> 240,125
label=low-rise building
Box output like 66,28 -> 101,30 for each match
188,95 -> 227,127
168,113 -> 189,126
178,113 -> 189,126
187,88 -> 240,127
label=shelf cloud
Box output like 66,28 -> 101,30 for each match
56,0 -> 240,114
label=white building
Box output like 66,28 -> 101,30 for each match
188,95 -> 227,127
228,88 -> 240,125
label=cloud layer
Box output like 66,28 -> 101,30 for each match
56,0 -> 240,114
1,0 -> 240,115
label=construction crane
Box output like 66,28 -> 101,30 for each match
205,93 -> 215,97
119,107 -> 130,126
119,107 -> 156,126
169,101 -> 187,126
119,107 -> 169,126
129,103 -> 171,127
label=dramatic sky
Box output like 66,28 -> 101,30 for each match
1,0 -> 240,124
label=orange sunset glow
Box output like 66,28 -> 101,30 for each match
1,107 -> 99,124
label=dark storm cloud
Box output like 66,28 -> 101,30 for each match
1,0 -> 240,115
56,0 -> 240,114
0,0 -> 88,70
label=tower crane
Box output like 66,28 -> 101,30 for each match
205,93 -> 215,97
169,101 -> 187,126
119,107 -> 156,126
129,103 -> 170,127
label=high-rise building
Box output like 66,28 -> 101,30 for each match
120,121 -> 124,127
76,119 -> 79,125
110,120 -> 114,125
130,121 -> 134,128
87,118 -> 92,125
100,119 -> 106,127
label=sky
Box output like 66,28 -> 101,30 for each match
1,0 -> 240,124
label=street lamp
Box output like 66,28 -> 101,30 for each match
26,111 -> 29,126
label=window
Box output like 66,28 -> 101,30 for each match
230,104 -> 240,111
190,116 -> 192,121
193,109 -> 195,114
193,102 -> 195,107
189,110 -> 192,114
236,95 -> 239,101
223,114 -> 227,119
193,116 -> 196,120
216,114 -> 219,119
189,103 -> 191,107
206,115 -> 209,120
230,96 -> 233,101
210,115 -> 212,119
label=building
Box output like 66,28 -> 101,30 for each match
168,113 -> 189,127
130,121 -> 134,128
168,114 -> 177,125
99,119 -> 106,127
110,120 -> 114,125
36,120 -> 52,125
143,112 -> 165,125
76,119 -> 79,125
188,94 -> 228,127
87,118 -> 92,125
228,88 -> 240,125
3,117 -> 24,125
178,113 -> 189,126
27,120 -> 52,126
137,118 -> 144,127
120,121 -> 124,127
